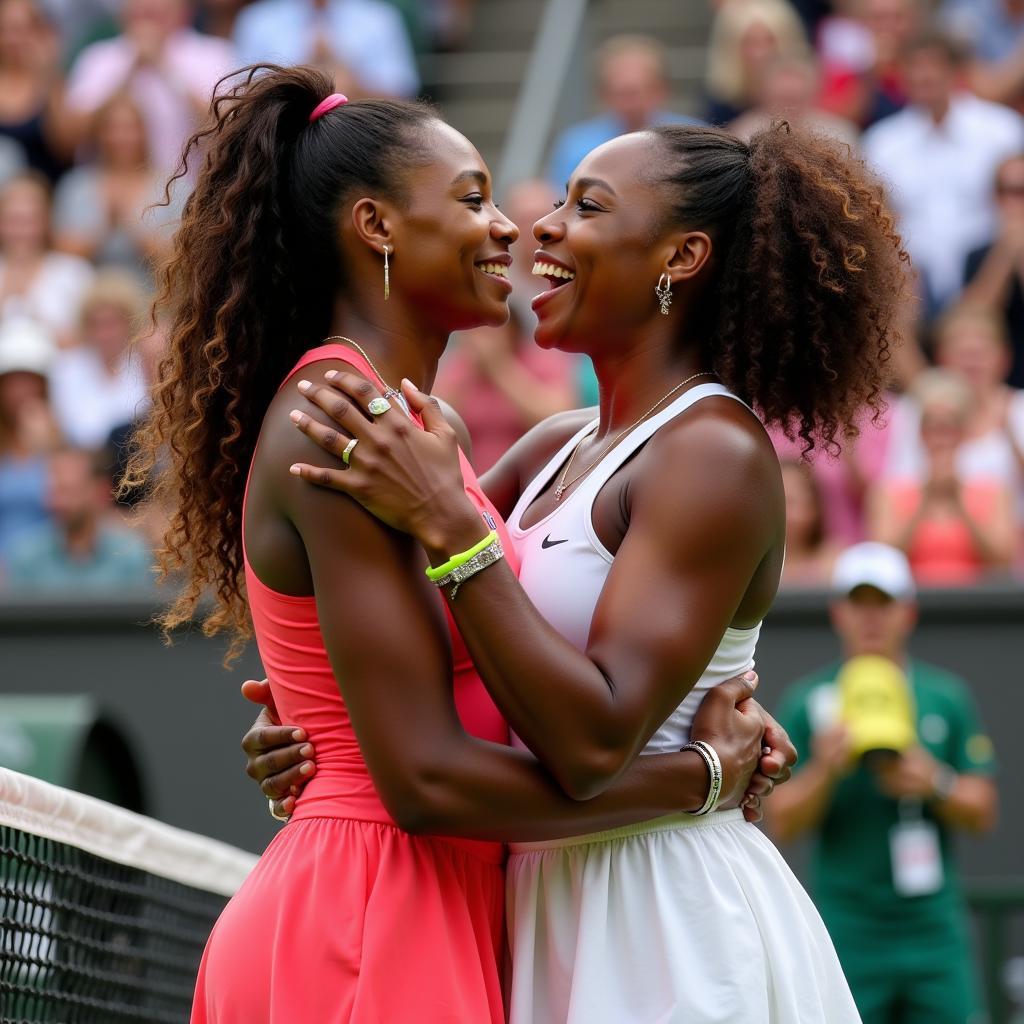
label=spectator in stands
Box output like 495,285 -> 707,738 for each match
703,0 -> 810,126
963,154 -> 1024,387
64,0 -> 236,174
49,271 -> 149,450
870,369 -> 1016,584
779,457 -> 840,586
729,55 -> 859,146
768,541 -> 997,1024
771,405 -> 894,548
861,31 -> 1024,317
0,316 -> 57,568
943,0 -> 1024,110
816,0 -> 924,129
885,307 -> 1024,506
0,172 -> 93,345
5,443 -> 152,590
0,0 -> 72,182
547,35 -> 697,190
935,306 -> 1024,517
53,92 -> 184,278
233,0 -> 419,98
434,308 -> 576,473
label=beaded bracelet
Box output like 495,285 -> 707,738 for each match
681,739 -> 724,816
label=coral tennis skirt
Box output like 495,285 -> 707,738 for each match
506,809 -> 862,1023
191,816 -> 506,1024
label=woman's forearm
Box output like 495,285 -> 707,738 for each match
393,740 -> 710,843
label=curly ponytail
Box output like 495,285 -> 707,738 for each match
652,123 -> 909,454
124,65 -> 436,657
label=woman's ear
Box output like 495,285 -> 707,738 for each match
665,231 -> 713,285
349,196 -> 395,255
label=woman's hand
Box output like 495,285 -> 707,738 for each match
240,679 -> 316,820
689,672 -> 796,822
288,373 -> 483,555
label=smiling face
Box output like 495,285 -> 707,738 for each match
383,121 -> 518,332
529,131 -> 706,355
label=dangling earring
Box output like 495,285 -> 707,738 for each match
655,272 -> 673,315
383,245 -> 391,301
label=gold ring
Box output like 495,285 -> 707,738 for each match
341,438 -> 358,465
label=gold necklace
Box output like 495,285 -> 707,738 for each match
554,371 -> 718,502
322,335 -> 408,411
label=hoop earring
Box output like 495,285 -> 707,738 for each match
383,245 -> 390,301
655,272 -> 673,315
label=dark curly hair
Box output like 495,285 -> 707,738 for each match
123,65 -> 436,656
651,123 -> 909,454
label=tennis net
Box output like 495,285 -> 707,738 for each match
0,767 -> 257,1024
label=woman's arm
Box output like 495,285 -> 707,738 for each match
288,374 -> 781,801
260,389 -> 767,841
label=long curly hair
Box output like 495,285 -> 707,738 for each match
651,123 -> 909,454
123,65 -> 435,657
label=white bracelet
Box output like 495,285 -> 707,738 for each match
682,739 -> 724,816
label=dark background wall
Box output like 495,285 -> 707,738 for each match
2,585 -> 1021,1009
0,586 -> 1019,870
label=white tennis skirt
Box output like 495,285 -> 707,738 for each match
506,809 -> 861,1023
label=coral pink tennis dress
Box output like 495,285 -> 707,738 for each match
190,346 -> 515,1024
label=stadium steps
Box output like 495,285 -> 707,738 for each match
420,0 -> 714,172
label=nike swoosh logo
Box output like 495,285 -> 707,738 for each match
541,535 -> 569,549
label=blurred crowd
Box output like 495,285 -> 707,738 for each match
1,0 -> 1024,594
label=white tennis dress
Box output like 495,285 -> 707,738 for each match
505,384 -> 861,1023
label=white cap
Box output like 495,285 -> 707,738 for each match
831,542 -> 916,601
0,318 -> 56,378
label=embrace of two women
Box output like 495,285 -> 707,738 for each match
129,63 -> 906,1023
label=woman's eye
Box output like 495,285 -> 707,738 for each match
553,199 -> 565,209
577,198 -> 601,213
462,194 -> 484,208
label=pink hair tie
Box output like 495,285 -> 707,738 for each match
309,93 -> 348,123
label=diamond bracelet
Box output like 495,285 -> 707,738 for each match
681,739 -> 724,816
431,535 -> 504,599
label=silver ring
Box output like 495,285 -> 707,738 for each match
341,437 -> 358,465
367,396 -> 392,416
268,797 -> 290,823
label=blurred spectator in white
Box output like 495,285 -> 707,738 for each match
962,153 -> 1024,387
0,172 -> 93,345
888,305 -> 1024,512
434,309 -> 576,473
53,92 -> 184,277
49,271 -> 149,450
817,0 -> 924,129
0,0 -> 73,182
942,0 -> 1024,110
862,31 -> 1024,317
870,369 -> 1016,584
233,0 -> 419,98
0,316 -> 57,566
5,443 -> 152,590
771,406 -> 894,547
547,35 -> 698,190
195,0 -> 253,40
729,55 -> 859,146
779,457 -> 840,586
703,0 -> 810,126
64,0 -> 236,174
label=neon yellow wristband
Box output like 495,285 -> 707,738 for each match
425,530 -> 497,582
